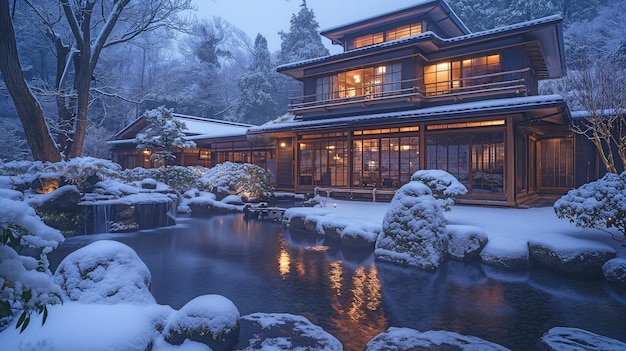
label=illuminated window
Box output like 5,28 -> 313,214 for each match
424,54 -> 501,95
316,63 -> 402,101
353,32 -> 383,49
386,23 -> 422,41
348,23 -> 423,50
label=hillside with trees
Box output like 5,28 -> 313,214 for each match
0,0 -> 625,161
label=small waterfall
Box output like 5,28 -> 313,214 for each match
90,203 -> 114,234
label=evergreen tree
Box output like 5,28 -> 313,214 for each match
278,0 -> 329,64
236,34 -> 279,125
135,106 -> 196,167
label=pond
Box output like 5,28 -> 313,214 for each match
48,214 -> 626,351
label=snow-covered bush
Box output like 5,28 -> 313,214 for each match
199,162 -> 274,200
376,181 -> 448,270
0,198 -> 64,332
554,172 -> 626,245
148,166 -> 203,193
411,170 -> 468,211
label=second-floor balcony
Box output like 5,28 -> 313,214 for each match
288,68 -> 532,115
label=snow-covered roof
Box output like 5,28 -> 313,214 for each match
570,109 -> 620,119
249,95 -> 568,134
279,15 -> 564,79
321,0 -> 470,44
113,113 -> 253,144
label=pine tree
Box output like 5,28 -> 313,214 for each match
278,0 -> 329,64
236,34 -> 279,125
135,106 -> 196,167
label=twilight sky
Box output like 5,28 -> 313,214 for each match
191,0 -> 416,52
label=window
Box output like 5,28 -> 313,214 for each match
424,54 -> 501,95
352,32 -> 383,49
386,23 -> 422,41
298,141 -> 348,187
353,135 -> 419,188
315,63 -> 402,101
426,131 -> 505,195
348,23 -> 423,50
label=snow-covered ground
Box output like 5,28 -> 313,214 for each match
287,198 -> 625,258
1,199 -> 624,350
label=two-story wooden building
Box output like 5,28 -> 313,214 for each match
247,0 -> 571,206
112,0 -> 584,206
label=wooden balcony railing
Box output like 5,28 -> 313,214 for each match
288,68 -> 531,114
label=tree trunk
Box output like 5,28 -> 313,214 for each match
0,0 -> 61,162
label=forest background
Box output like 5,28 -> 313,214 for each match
0,0 -> 624,162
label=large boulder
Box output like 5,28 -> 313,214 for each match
366,327 -> 511,351
538,327 -> 626,351
53,240 -> 155,304
236,313 -> 342,351
376,181 -> 447,270
528,238 -> 615,276
480,236 -> 529,269
446,224 -> 488,260
602,258 -> 626,287
165,294 -> 240,351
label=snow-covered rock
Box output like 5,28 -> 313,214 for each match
29,184 -> 81,211
376,182 -> 447,270
141,178 -> 158,189
446,224 -> 488,260
539,327 -> 626,351
528,238 -> 615,276
602,258 -> 626,286
480,236 -> 528,268
222,194 -> 244,205
237,313 -> 343,351
365,327 -> 511,351
53,240 -> 156,304
165,294 -> 240,350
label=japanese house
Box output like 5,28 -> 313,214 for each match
111,0 -> 596,206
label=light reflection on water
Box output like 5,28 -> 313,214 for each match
49,214 -> 626,351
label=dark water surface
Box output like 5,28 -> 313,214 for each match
49,214 -> 626,351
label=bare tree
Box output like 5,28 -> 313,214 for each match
0,0 -> 61,162
567,59 -> 626,173
1,0 -> 193,161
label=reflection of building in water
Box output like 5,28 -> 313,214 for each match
328,263 -> 387,351
275,243 -> 387,351
277,237 -> 291,279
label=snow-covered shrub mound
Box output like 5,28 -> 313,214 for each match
53,240 -> 155,305
0,197 -> 64,330
411,169 -> 467,211
366,327 -> 511,351
539,327 -> 626,351
376,181 -> 447,270
446,224 -> 488,260
199,162 -> 274,200
602,258 -> 626,286
165,294 -> 240,350
222,194 -> 244,205
148,166 -> 204,193
238,313 -> 342,351
554,171 -> 626,244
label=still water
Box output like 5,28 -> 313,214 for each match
49,214 -> 626,351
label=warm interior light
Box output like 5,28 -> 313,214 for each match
142,149 -> 151,155
280,142 -> 287,148
377,66 -> 386,74
353,74 -> 361,83
402,145 -> 411,151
